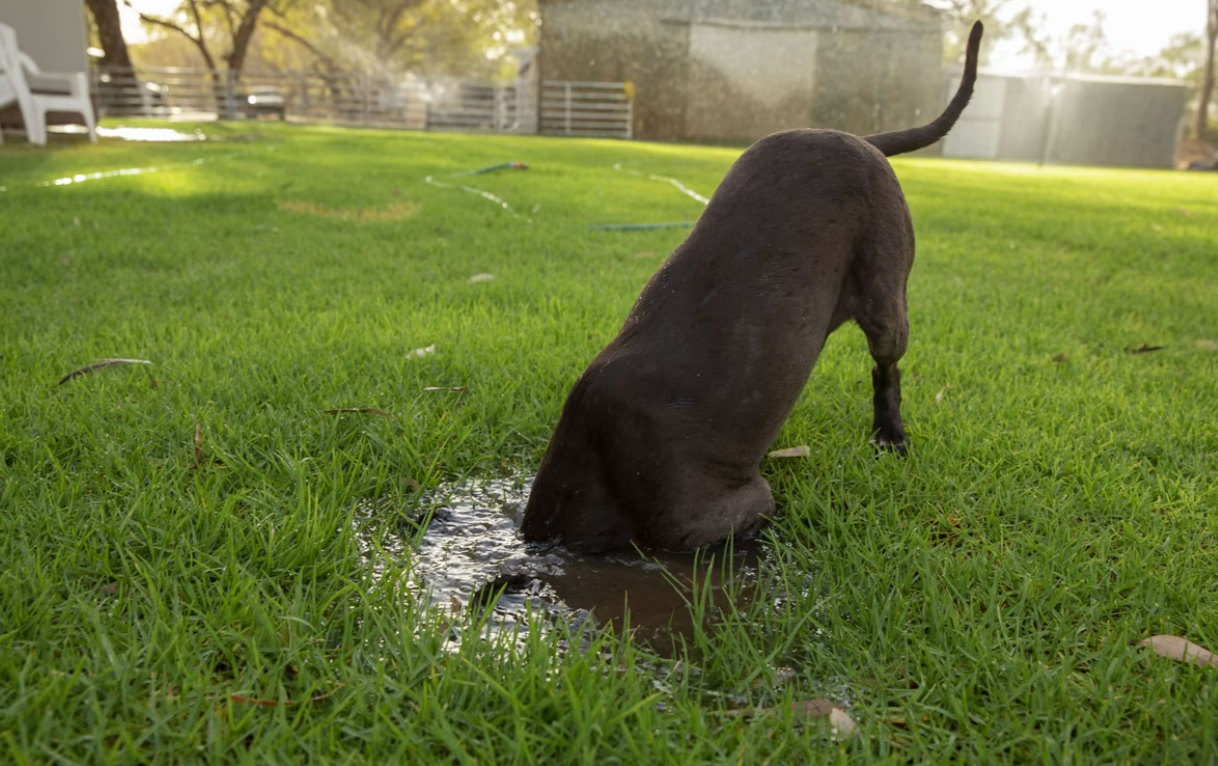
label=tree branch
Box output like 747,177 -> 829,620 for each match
134,8 -> 218,91
136,9 -> 217,69
186,0 -> 208,43
262,19 -> 338,68
136,11 -> 198,43
383,18 -> 426,61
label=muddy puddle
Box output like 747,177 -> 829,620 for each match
355,475 -> 765,656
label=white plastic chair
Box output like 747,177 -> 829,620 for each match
0,22 -> 97,145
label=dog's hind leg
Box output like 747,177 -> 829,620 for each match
855,244 -> 913,454
859,310 -> 909,452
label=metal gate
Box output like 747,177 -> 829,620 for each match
539,80 -> 633,138
90,67 -> 633,139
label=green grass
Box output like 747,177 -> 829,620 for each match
2,120 -> 1217,764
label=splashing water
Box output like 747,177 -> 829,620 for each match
355,475 -> 763,655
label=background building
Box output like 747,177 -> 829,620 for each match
538,0 -> 945,142
943,71 -> 1188,168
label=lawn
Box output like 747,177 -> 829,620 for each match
1,121 -> 1216,764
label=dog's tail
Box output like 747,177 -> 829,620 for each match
864,21 -> 984,158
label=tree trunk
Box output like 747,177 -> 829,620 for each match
1197,0 -> 1218,139
84,0 -> 133,69
226,0 -> 270,78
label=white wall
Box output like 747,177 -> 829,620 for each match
0,0 -> 89,74
942,74 -> 1008,160
686,22 -> 817,139
690,23 -> 817,112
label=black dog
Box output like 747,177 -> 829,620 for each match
523,23 -> 984,552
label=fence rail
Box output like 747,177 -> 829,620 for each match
539,80 -> 633,138
90,67 -> 633,139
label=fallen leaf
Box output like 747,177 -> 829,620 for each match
633,251 -> 656,259
324,407 -> 389,416
829,708 -> 858,738
408,345 -> 436,359
1127,344 -> 1164,354
194,423 -> 203,468
1195,339 -> 1218,352
1052,353 -> 1069,363
1140,635 -> 1218,668
1178,208 -> 1192,216
59,358 -> 153,384
532,203 -> 541,213
469,273 -> 495,283
768,445 -> 810,458
935,385 -> 955,404
423,386 -> 468,393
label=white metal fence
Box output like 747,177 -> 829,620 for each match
90,68 -> 633,139
540,81 -> 633,138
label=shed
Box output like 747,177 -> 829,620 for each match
538,0 -> 944,142
943,71 -> 1187,169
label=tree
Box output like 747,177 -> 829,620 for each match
1060,11 -> 1111,73
1043,11 -> 1189,78
912,0 -> 1050,65
1198,0 -> 1218,139
129,0 -> 283,115
1160,32 -> 1206,80
131,0 -> 280,78
261,0 -> 536,77
85,0 -> 134,70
